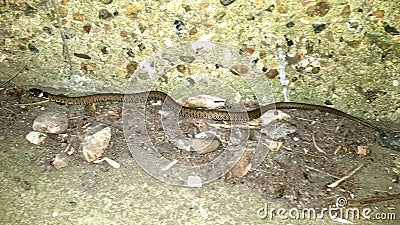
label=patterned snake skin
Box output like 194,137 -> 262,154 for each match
29,88 -> 382,131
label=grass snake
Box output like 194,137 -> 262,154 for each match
29,88 -> 399,151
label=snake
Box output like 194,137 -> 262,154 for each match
29,88 -> 400,150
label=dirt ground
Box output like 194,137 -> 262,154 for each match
1,85 -> 400,224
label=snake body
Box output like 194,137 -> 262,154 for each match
29,88 -> 383,132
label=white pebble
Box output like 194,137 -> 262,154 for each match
52,153 -> 69,170
26,131 -> 47,145
187,176 -> 202,187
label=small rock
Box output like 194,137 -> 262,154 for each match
51,211 -> 59,217
187,176 -> 202,187
33,112 -> 68,134
346,19 -> 363,34
81,127 -> 111,162
311,67 -> 320,74
83,24 -> 91,33
173,20 -> 185,32
99,9 -> 113,19
220,0 -> 235,6
52,153 -> 69,169
306,1 -> 330,17
341,5 -> 351,18
176,64 -> 186,73
124,3 -> 142,19
384,25 -> 400,36
189,27 -> 198,36
276,0 -> 288,13
126,61 -> 139,76
230,65 -> 250,75
42,26 -> 53,35
356,146 -> 368,156
373,9 -> 385,18
177,95 -> 226,110
99,0 -> 113,4
312,23 -> 327,33
26,131 -> 47,145
265,68 -> 279,79
286,21 -> 295,28
28,43 -> 39,53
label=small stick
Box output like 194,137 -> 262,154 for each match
1,65 -> 26,87
348,193 -> 400,206
305,166 -> 357,185
161,159 -> 178,171
312,133 -> 327,154
334,145 -> 342,155
17,100 -> 49,106
209,123 -> 251,129
305,166 -> 341,179
327,164 -> 363,188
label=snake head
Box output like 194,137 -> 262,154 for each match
29,88 -> 48,98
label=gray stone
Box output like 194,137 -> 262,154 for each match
33,112 -> 69,134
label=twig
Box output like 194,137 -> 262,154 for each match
348,193 -> 400,206
333,145 -> 342,155
327,164 -> 363,188
17,100 -> 49,106
305,165 -> 357,185
1,65 -> 26,87
208,123 -> 251,129
305,166 -> 341,179
312,133 -> 327,154
161,159 -> 178,171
